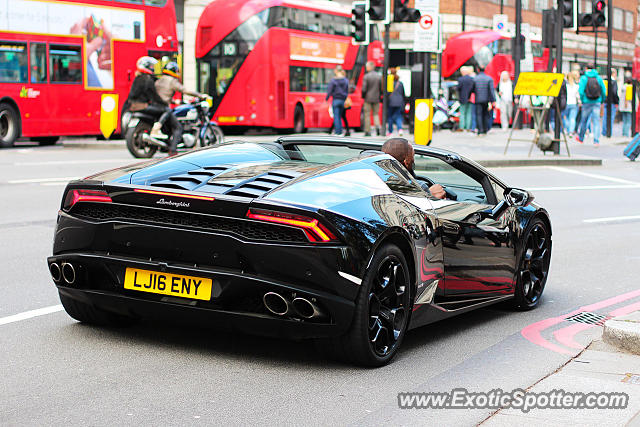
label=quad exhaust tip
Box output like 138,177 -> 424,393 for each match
61,263 -> 76,285
292,297 -> 323,319
49,263 -> 61,282
263,292 -> 290,316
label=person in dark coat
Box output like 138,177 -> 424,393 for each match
457,66 -> 475,131
472,67 -> 496,135
325,66 -> 349,135
387,74 -> 406,135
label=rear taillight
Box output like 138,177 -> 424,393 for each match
64,189 -> 112,211
246,208 -> 338,243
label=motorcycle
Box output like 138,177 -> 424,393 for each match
123,97 -> 224,158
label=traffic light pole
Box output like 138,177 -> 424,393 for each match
552,0 -> 563,155
382,22 -> 390,137
606,0 -> 612,138
514,0 -> 521,84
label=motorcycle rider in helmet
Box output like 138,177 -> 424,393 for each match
152,61 -> 207,155
123,56 -> 166,119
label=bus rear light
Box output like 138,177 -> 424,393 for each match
64,189 -> 112,211
246,208 -> 338,243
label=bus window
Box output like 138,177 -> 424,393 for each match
49,45 -> 82,83
532,43 -> 543,58
30,43 -> 47,83
144,0 -> 167,6
290,66 -> 333,92
0,42 -> 28,83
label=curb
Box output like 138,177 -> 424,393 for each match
602,311 -> 640,355
477,158 -> 602,167
62,141 -> 126,150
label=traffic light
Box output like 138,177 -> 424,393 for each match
511,34 -> 525,60
578,0 -> 606,27
367,0 -> 389,23
592,0 -> 606,27
561,0 -> 576,30
351,1 -> 369,44
393,0 -> 420,23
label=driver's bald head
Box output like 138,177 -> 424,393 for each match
381,137 -> 411,164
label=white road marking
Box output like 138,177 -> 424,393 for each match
7,177 -> 79,184
529,184 -> 640,191
41,182 -> 70,186
0,305 -> 63,326
14,159 -> 128,166
547,166 -> 640,185
583,215 -> 640,224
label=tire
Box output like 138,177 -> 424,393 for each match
293,105 -> 306,134
35,136 -> 60,146
125,121 -> 157,158
321,243 -> 412,367
59,291 -> 137,327
512,218 -> 551,310
200,124 -> 224,147
0,103 -> 20,148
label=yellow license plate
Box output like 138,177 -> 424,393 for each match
123,268 -> 212,301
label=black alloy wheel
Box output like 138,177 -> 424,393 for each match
321,243 -> 411,366
368,254 -> 409,358
513,219 -> 551,310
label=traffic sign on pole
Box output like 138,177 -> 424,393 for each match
413,0 -> 440,52
413,12 -> 440,52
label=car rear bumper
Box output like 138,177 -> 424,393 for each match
48,252 -> 355,339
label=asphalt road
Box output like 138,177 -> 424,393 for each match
1,140 -> 639,426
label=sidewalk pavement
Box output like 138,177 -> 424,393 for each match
482,312 -> 640,426
58,127 -> 635,167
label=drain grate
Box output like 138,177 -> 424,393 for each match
565,312 -> 610,326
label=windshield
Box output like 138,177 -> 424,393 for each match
197,10 -> 270,108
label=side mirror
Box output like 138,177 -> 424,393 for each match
504,188 -> 534,207
482,188 -> 534,221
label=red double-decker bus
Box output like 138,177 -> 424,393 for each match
0,0 -> 178,148
195,0 -> 383,133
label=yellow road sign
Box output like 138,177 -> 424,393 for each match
414,99 -> 433,145
514,72 -> 564,97
99,94 -> 118,139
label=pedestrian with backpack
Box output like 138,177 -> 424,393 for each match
577,65 -> 606,146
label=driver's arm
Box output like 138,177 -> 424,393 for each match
428,184 -> 446,199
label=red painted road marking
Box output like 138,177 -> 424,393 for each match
609,300 -> 640,317
522,288 -> 640,354
553,323 -> 592,350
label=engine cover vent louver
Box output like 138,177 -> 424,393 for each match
150,166 -> 231,191
225,170 -> 301,198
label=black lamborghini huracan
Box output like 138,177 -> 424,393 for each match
47,136 -> 551,366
